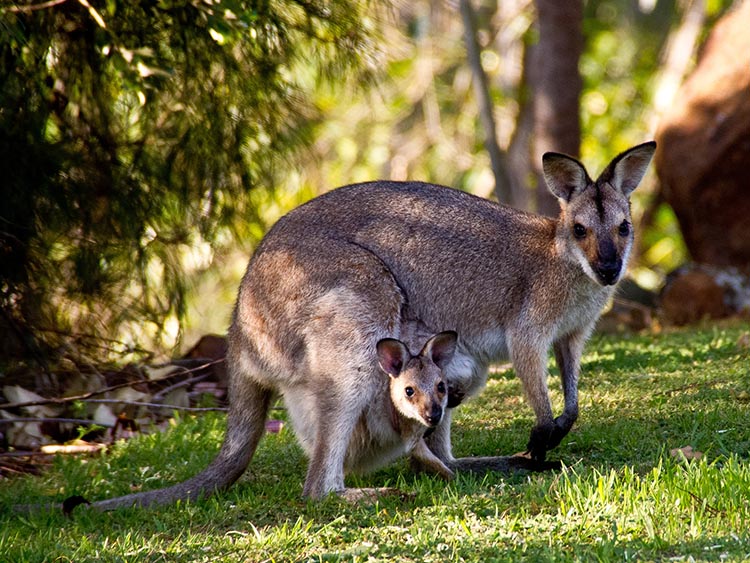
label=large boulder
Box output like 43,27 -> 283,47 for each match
655,2 -> 750,268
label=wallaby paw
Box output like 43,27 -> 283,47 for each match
511,451 -> 563,472
549,415 -> 574,449
527,417 -> 574,461
438,467 -> 455,481
527,424 -> 552,461
336,487 -> 413,503
446,384 -> 466,409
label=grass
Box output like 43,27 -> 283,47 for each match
1,322 -> 749,562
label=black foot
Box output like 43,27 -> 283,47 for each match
527,416 -> 574,461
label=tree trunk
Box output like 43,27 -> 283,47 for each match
458,0 -> 513,204
506,34 -> 536,212
531,0 -> 583,216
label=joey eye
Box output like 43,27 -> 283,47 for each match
573,223 -> 587,239
404,387 -> 415,398
618,220 -> 630,237
437,382 -> 446,394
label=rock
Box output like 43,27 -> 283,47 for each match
596,297 -> 654,333
655,2 -> 750,268
659,264 -> 750,325
178,334 -> 228,388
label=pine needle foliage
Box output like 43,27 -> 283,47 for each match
0,0 -> 382,364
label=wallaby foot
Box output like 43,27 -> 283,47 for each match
527,414 -> 574,461
409,457 -> 455,481
448,454 -> 562,475
336,487 -> 412,503
411,439 -> 454,481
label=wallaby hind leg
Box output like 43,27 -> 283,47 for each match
293,243 -> 404,500
301,384 -> 374,499
302,383 -> 421,503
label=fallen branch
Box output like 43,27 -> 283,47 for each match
151,372 -> 213,402
676,486 -> 723,517
3,0 -> 69,13
660,378 -> 727,396
0,451 -> 58,458
0,358 -> 224,410
0,417 -> 113,427
84,399 -> 227,412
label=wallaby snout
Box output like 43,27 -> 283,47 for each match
593,236 -> 624,286
422,403 -> 443,427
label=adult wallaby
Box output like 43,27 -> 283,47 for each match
82,141 -> 655,509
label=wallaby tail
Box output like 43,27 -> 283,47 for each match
87,379 -> 273,511
448,455 -> 562,474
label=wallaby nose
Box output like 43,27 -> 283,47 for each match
424,405 -> 443,427
595,261 -> 621,286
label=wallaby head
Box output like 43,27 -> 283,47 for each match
543,141 -> 656,287
376,331 -> 458,428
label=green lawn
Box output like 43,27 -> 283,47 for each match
2,323 -> 749,562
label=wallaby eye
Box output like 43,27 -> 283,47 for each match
573,223 -> 587,239
437,382 -> 446,394
618,220 -> 630,237
405,387 -> 415,398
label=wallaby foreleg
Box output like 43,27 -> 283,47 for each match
412,439 -> 454,480
550,330 -> 588,450
421,408 -> 454,463
508,336 -> 559,461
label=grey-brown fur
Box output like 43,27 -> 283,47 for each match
80,141 -> 655,509
363,330 -> 457,481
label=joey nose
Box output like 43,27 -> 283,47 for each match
424,405 -> 443,427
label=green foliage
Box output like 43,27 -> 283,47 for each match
0,0 -> 742,363
0,0 -> 382,361
1,323 -> 749,561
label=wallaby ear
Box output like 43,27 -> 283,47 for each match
599,141 -> 656,197
376,338 -> 410,378
542,152 -> 592,202
421,331 -> 458,370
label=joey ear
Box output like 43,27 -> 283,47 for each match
542,152 -> 592,202
421,331 -> 458,370
376,338 -> 409,377
599,141 -> 656,197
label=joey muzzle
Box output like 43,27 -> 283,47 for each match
422,404 -> 443,427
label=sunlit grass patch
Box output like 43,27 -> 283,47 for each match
1,322 -> 749,562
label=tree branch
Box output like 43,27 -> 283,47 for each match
83,399 -> 227,412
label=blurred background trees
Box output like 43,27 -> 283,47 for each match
1,0 -> 382,365
0,0 -> 743,369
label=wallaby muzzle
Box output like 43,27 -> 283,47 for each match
594,239 -> 622,286
422,404 -> 443,427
